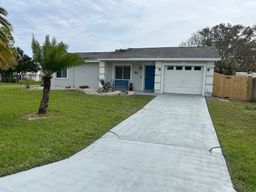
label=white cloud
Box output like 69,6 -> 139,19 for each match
2,0 -> 256,55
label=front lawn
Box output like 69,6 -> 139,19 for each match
0,84 -> 153,176
207,99 -> 256,192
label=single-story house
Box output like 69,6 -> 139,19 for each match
51,47 -> 221,96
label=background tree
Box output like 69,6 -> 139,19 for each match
0,47 -> 39,82
180,33 -> 204,47
0,7 -> 15,69
180,23 -> 256,75
15,47 -> 39,79
32,35 -> 84,114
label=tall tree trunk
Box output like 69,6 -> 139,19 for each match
38,76 -> 51,114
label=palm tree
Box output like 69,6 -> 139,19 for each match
32,35 -> 84,114
0,6 -> 15,69
0,7 -> 12,42
0,40 -> 14,68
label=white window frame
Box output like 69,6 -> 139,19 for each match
56,68 -> 68,79
112,64 -> 132,80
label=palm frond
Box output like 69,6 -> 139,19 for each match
0,7 -> 12,32
0,30 -> 8,42
0,15 -> 12,31
0,7 -> 15,69
51,37 -> 57,47
0,41 -> 16,69
31,36 -> 43,67
0,7 -> 8,16
0,26 -> 14,43
31,35 -> 84,76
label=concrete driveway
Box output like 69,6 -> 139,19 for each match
0,94 -> 235,192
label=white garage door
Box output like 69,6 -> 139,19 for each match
164,65 -> 204,95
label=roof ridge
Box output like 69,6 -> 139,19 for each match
128,46 -> 216,50
72,51 -> 112,54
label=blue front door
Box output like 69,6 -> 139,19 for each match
145,66 -> 155,91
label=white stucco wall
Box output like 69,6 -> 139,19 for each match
51,60 -> 216,96
51,68 -> 75,88
154,61 -> 162,93
51,63 -> 99,89
204,61 -> 215,96
104,61 -> 147,91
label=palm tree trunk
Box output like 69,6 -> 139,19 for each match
38,76 -> 51,114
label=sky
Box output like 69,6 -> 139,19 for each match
1,0 -> 256,55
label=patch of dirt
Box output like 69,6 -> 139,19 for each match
78,88 -> 135,96
23,113 -> 46,120
23,111 -> 58,120
216,98 -> 230,102
208,97 -> 230,102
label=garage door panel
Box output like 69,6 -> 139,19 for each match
164,85 -> 202,94
164,65 -> 203,95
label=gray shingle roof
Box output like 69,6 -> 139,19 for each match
75,47 -> 220,60
75,51 -> 111,60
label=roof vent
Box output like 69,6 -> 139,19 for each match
115,48 -> 128,52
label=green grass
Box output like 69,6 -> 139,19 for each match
0,84 -> 153,176
0,82 -> 42,90
207,99 -> 256,192
18,80 -> 43,85
0,80 -> 42,85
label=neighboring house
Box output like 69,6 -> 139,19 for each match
25,71 -> 43,81
236,72 -> 256,78
51,47 -> 221,96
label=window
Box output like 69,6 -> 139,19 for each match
115,66 -> 131,79
185,66 -> 192,70
176,66 -> 183,70
56,68 -> 67,78
194,66 -> 202,71
167,66 -> 174,70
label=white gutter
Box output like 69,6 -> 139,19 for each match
84,59 -> 99,63
98,58 -> 221,62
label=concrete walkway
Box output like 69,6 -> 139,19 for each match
0,94 -> 235,192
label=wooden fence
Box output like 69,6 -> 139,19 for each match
213,73 -> 253,101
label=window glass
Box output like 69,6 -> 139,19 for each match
194,66 -> 202,71
115,66 -> 131,79
115,66 -> 123,79
185,66 -> 192,70
167,66 -> 174,70
62,68 -> 67,77
176,66 -> 183,70
123,66 -> 131,79
56,68 -> 67,78
56,70 -> 62,78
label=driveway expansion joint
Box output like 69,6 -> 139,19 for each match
103,136 -> 223,155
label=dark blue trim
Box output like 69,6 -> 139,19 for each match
145,66 -> 155,90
